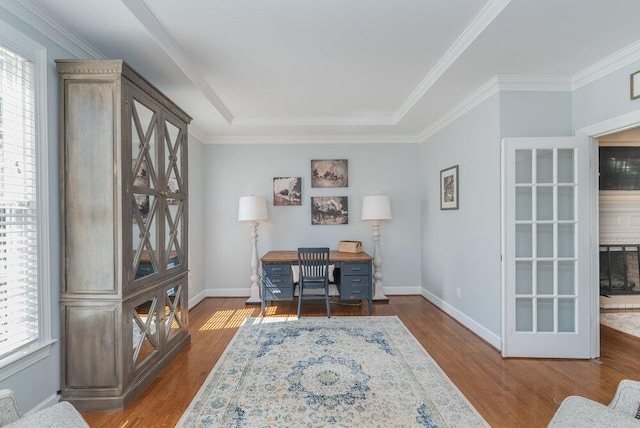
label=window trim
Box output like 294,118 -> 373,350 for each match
0,17 -> 54,381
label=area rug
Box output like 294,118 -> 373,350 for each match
177,316 -> 488,427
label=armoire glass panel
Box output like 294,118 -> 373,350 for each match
516,261 -> 533,294
537,224 -> 553,258
557,186 -> 575,221
557,149 -> 574,184
537,298 -> 554,332
536,187 -> 553,221
558,224 -> 575,257
132,100 -> 157,190
133,297 -> 158,368
165,284 -> 183,341
516,224 -> 533,258
165,201 -> 182,270
516,187 -> 532,221
558,298 -> 576,332
558,261 -> 575,295
515,150 -> 533,184
536,150 -> 554,184
537,261 -> 554,295
516,298 -> 533,332
133,194 -> 158,280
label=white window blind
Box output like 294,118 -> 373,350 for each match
0,45 -> 38,360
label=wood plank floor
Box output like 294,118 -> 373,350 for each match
80,296 -> 640,427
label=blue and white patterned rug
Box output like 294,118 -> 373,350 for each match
177,316 -> 488,427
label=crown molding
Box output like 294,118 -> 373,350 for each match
497,75 -> 572,91
232,116 -> 395,127
206,135 -> 419,145
188,125 -> 208,144
0,0 -> 105,59
392,0 -> 511,124
572,38 -> 640,90
121,0 -> 234,124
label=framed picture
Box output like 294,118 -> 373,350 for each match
311,159 -> 348,188
273,177 -> 302,206
631,70 -> 640,100
440,165 -> 459,210
311,196 -> 348,225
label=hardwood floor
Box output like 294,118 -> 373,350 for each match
81,296 -> 640,427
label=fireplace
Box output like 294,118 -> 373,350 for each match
600,245 -> 640,295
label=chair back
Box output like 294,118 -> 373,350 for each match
297,248 -> 330,282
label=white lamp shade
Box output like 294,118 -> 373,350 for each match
238,196 -> 269,221
362,195 -> 391,220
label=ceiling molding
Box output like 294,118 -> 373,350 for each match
572,38 -> 640,90
121,0 -> 234,124
497,75 -> 572,91
232,116 -> 395,127
188,125 -> 208,144
206,135 -> 420,145
0,0 -> 105,59
418,76 -> 500,142
392,0 -> 511,124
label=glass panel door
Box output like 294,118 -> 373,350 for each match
503,137 -> 591,358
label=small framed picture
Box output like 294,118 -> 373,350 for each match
631,70 -> 640,100
311,196 -> 348,225
440,165 -> 459,210
311,159 -> 348,188
273,177 -> 302,206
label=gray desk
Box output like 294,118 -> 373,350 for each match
260,250 -> 374,316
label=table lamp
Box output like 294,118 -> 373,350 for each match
362,195 -> 391,301
238,195 -> 269,304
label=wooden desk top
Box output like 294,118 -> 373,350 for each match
261,250 -> 373,263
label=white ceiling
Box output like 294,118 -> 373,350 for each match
18,0 -> 640,143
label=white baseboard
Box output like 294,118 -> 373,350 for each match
383,286 -> 422,295
188,289 -> 207,309
24,393 -> 60,416
421,288 -> 502,351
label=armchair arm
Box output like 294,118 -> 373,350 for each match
609,379 -> 640,417
0,389 -> 23,426
548,396 -> 640,428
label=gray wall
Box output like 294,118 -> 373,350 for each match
420,90 -> 574,347
188,135 -> 206,307
0,7 -> 75,413
204,143 -> 422,297
420,94 -> 502,342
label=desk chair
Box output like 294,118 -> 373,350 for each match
296,247 -> 331,318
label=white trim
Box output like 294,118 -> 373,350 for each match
575,112 -> 640,359
207,135 -> 419,145
419,76 -> 500,142
575,109 -> 640,137
421,288 -> 501,350
232,116 -> 395,127
382,286 -> 421,295
23,392 -> 60,416
120,0 -> 233,124
0,341 -> 56,382
188,126 -> 208,144
496,75 -> 572,92
188,289 -> 207,310
0,19 -> 55,379
393,0 -> 511,123
572,39 -> 640,91
0,0 -> 104,59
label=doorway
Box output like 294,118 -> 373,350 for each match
598,126 -> 640,339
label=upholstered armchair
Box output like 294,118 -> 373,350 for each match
0,389 -> 88,427
548,380 -> 640,427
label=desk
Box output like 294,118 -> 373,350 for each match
260,251 -> 374,316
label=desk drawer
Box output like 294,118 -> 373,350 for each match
341,276 -> 371,299
263,285 -> 293,300
342,262 -> 371,276
263,264 -> 292,276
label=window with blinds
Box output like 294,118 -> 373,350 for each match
0,45 -> 38,360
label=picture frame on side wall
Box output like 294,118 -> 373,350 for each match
631,70 -> 640,100
440,165 -> 459,210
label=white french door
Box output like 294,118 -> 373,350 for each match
502,137 -> 592,358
